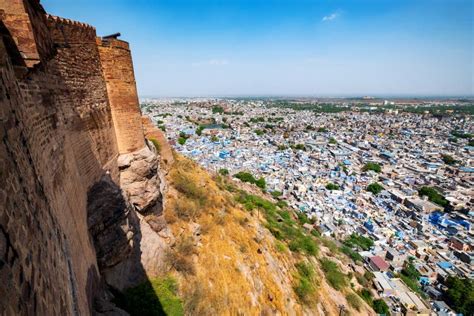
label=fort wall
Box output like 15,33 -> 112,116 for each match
0,0 -> 151,315
98,38 -> 145,154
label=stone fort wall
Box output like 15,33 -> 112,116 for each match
0,0 -> 150,315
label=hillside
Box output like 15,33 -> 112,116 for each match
120,152 -> 375,315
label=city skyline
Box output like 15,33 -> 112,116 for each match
42,0 -> 473,97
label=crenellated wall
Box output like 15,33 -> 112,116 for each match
0,1 -> 154,315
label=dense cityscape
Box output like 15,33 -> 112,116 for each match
142,98 -> 473,316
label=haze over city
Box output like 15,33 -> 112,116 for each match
42,0 -> 473,97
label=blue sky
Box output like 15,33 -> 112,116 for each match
42,0 -> 473,97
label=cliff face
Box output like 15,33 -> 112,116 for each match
0,1 -> 165,314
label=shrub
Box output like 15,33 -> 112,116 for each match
218,168 -> 229,176
271,190 -> 282,198
174,198 -> 199,220
165,249 -> 195,275
233,171 -> 266,189
318,127 -> 328,132
358,288 -> 373,305
367,182 -> 383,195
346,293 -> 363,311
321,238 -> 339,253
275,241 -> 286,252
254,129 -> 265,136
328,137 -> 337,144
293,262 -> 316,303
148,137 -> 161,152
178,137 -> 186,145
373,299 -> 390,315
319,258 -> 348,290
362,162 -> 381,173
344,233 -> 374,251
340,245 -> 363,263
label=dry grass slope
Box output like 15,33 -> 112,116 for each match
161,154 -> 375,316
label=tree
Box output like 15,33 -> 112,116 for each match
367,183 -> 384,195
443,276 -> 474,315
418,186 -> 449,208
373,299 -> 390,315
362,162 -> 381,173
328,137 -> 338,144
441,154 -> 456,165
317,127 -> 328,132
325,183 -> 340,190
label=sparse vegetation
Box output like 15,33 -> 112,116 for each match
293,261 -> 317,303
233,171 -> 266,189
235,191 -> 318,256
319,258 -> 348,290
346,293 -> 363,311
148,137 -> 161,152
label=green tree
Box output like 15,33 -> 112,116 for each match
325,183 -> 340,190
373,299 -> 390,315
328,137 -> 338,144
418,186 -> 449,208
443,276 -> 474,315
362,162 -> 381,173
441,154 -> 457,165
367,183 -> 384,195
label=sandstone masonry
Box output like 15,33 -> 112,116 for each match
0,1 -> 163,315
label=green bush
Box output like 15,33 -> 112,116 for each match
218,168 -> 229,176
328,137 -> 337,144
212,106 -> 224,114
233,171 -> 266,189
373,299 -> 390,315
293,262 -> 316,303
317,127 -> 328,132
358,288 -> 373,305
340,245 -> 363,263
367,182 -> 384,195
362,162 -> 381,173
254,129 -> 265,136
319,258 -> 348,290
344,233 -> 374,251
178,137 -> 186,145
271,190 -> 282,198
118,276 -> 184,316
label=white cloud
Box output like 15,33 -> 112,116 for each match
322,12 -> 339,22
192,59 -> 229,67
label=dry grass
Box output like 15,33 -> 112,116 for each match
160,155 -> 374,315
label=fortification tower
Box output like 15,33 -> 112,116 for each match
98,35 -> 145,154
